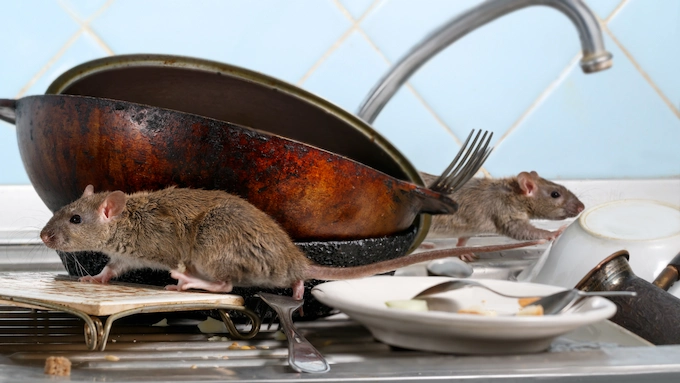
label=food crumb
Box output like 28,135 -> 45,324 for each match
518,297 -> 541,307
260,346 -> 269,350
222,356 -> 229,360
517,304 -> 544,316
191,365 -> 197,369
105,355 -> 120,362
44,356 -> 71,376
197,316 -> 229,334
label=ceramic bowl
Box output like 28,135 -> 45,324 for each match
519,199 -> 680,297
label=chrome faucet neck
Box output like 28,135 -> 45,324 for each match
357,0 -> 613,124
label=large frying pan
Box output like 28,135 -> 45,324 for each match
0,95 -> 456,240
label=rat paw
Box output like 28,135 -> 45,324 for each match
546,225 -> 568,241
79,276 -> 102,284
169,270 -> 234,293
458,252 -> 477,262
418,241 -> 436,250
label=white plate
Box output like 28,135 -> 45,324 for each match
311,276 -> 616,355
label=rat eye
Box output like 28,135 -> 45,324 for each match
69,215 -> 82,224
550,191 -> 561,198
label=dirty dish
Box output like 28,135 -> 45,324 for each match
311,277 -> 616,354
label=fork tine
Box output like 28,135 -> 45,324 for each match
429,130 -> 475,189
430,129 -> 493,194
445,131 -> 493,191
439,131 -> 486,191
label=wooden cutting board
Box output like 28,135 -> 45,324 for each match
0,272 -> 244,316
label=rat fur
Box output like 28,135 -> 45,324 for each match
40,185 -> 546,299
421,171 -> 584,260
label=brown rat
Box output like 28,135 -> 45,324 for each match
420,171 -> 584,260
40,185 -> 547,300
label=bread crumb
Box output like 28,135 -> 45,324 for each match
44,356 -> 71,376
518,297 -> 540,307
517,304 -> 544,316
457,306 -> 498,316
105,355 -> 120,362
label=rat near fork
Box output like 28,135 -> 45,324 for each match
421,171 -> 585,260
40,186 -> 546,300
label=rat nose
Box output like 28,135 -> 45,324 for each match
40,230 -> 52,245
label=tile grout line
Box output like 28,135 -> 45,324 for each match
351,4 -> 474,173
353,15 -> 464,146
603,27 -> 680,119
604,0 -> 629,24
59,0 -> 116,55
297,0 -> 380,86
14,30 -> 83,99
82,0 -> 117,55
14,0 -> 116,99
495,52 -> 582,146
403,83 -> 463,146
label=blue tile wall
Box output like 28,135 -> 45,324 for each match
1,0 -> 678,185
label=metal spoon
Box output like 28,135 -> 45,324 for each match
413,281 -> 636,315
529,289 -> 637,315
413,279 -> 531,299
257,293 -> 330,373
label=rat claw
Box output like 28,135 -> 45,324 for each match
79,275 -> 104,284
459,252 -> 477,262
546,225 -> 569,241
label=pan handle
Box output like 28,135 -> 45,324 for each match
0,99 -> 17,124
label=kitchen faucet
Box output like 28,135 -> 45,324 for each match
357,0 -> 613,123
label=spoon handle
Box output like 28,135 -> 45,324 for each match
276,305 -> 331,373
578,291 -> 637,298
258,293 -> 330,374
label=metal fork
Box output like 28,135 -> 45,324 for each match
257,293 -> 330,373
428,129 -> 494,194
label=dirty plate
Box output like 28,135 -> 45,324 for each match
311,277 -> 616,354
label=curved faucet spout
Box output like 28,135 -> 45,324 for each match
357,0 -> 613,124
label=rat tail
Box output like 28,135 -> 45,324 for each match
305,239 -> 546,280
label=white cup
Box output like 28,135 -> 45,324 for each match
519,199 -> 680,297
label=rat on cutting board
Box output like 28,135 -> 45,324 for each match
40,185 -> 547,300
420,171 -> 585,261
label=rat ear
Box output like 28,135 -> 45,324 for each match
98,191 -> 127,222
530,170 -> 539,177
82,185 -> 95,197
517,172 -> 537,196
